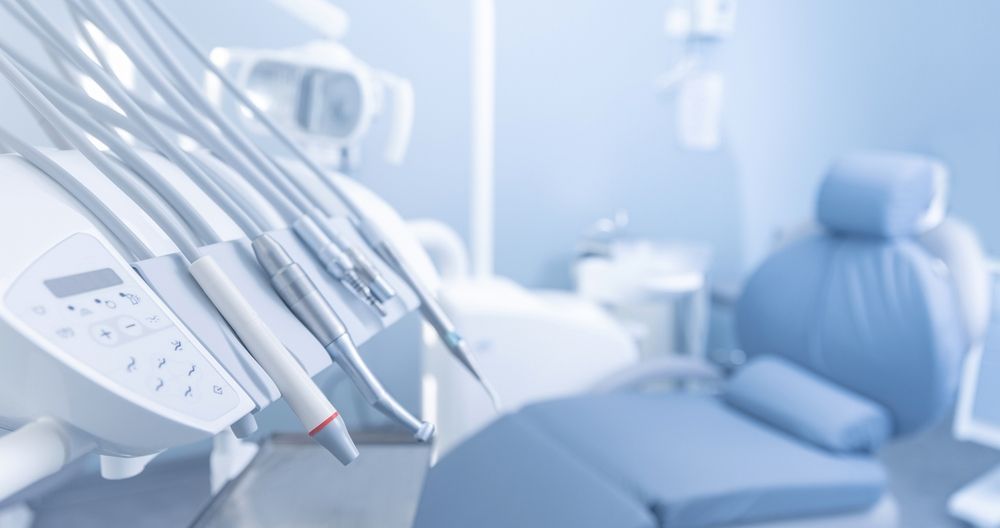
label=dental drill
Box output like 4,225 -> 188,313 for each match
253,237 -> 435,441
144,0 -> 502,408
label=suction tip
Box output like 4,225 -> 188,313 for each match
414,421 -> 436,443
310,414 -> 359,465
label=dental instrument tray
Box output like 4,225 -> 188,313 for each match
190,433 -> 431,528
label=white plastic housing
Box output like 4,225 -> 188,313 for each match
0,154 -> 254,456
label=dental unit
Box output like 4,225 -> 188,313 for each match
0,1 -> 474,499
4,0 -> 435,444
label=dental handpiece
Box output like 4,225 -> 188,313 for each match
347,246 -> 397,303
293,213 -> 385,316
189,256 -> 360,464
316,218 -> 397,304
360,223 -> 501,410
252,235 -> 435,441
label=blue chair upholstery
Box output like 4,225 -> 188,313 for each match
415,414 -> 658,528
723,356 -> 892,454
415,152 -> 976,528
521,394 -> 886,527
737,163 -> 965,437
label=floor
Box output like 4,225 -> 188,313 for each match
881,418 -> 1000,527
14,420 -> 1000,528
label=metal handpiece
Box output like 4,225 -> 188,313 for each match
316,218 -> 397,304
293,215 -> 385,316
345,245 -> 397,303
252,235 -> 435,441
363,227 -> 501,410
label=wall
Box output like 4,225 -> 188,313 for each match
728,0 -> 1000,268
4,0 -> 1000,287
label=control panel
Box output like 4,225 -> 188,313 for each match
4,234 -> 240,422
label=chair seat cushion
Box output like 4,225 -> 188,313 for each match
521,393 -> 886,528
414,414 -> 657,528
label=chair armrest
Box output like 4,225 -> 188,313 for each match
590,356 -> 723,394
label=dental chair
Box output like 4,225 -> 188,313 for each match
414,151 -> 990,528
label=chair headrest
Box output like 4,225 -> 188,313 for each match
817,152 -> 949,237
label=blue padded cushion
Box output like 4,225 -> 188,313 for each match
817,151 -> 946,237
723,356 -> 892,454
521,393 -> 886,528
736,235 -> 965,436
414,414 -> 657,528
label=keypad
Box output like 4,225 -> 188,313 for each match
5,234 -> 240,422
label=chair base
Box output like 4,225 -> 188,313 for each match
949,463 -> 1000,527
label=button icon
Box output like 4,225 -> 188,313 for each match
104,300 -> 117,310
118,292 -> 142,306
171,339 -> 184,352
55,327 -> 75,339
212,385 -> 224,395
119,292 -> 141,305
32,305 -> 46,316
126,356 -> 137,373
141,313 -> 168,330
117,316 -> 143,337
153,377 -> 165,392
79,308 -> 93,317
184,386 -> 194,398
156,357 -> 167,369
90,324 -> 118,345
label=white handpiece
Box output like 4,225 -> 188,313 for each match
188,255 -> 358,465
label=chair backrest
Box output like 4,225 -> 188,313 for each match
736,152 -> 989,437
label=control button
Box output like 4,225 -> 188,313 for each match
104,300 -> 117,310
212,384 -> 225,396
90,324 -> 119,345
79,307 -> 94,317
55,327 -> 75,339
155,357 -> 168,370
117,316 -> 143,337
170,339 -> 184,352
32,305 -> 46,316
184,362 -> 201,381
182,385 -> 199,401
149,376 -> 167,393
126,356 -> 138,373
119,292 -> 141,306
141,313 -> 169,330
168,359 -> 201,381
